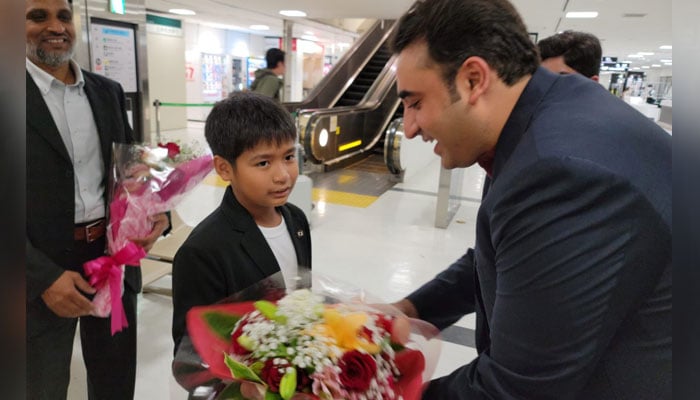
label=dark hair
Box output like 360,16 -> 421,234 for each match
265,48 -> 286,69
537,30 -> 602,78
391,0 -> 539,88
205,92 -> 296,163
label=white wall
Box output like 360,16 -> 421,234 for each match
146,29 -> 187,135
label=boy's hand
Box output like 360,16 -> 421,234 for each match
129,212 -> 169,252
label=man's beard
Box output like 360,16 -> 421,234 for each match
26,41 -> 74,68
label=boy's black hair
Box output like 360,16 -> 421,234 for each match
205,92 -> 296,163
265,48 -> 286,69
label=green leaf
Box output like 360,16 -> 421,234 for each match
215,382 -> 247,400
279,368 -> 297,400
203,311 -> 242,341
265,392 -> 282,400
250,361 -> 265,375
224,354 -> 265,385
254,300 -> 287,324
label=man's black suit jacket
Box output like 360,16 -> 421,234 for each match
26,69 -> 138,336
408,68 -> 672,399
171,187 -> 312,352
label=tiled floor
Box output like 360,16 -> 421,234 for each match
67,122 -> 485,399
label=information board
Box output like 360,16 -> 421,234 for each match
89,20 -> 138,92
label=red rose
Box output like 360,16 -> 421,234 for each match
230,320 -> 251,355
158,142 -> 180,159
338,350 -> 377,392
261,358 -> 289,393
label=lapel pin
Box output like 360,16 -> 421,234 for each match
297,230 -> 304,237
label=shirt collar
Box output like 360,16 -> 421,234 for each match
26,57 -> 85,95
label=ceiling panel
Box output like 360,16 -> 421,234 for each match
146,0 -> 671,69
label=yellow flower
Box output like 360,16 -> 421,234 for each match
313,308 -> 380,354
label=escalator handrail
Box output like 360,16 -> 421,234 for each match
283,19 -> 396,112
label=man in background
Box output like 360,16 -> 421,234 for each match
538,30 -> 602,81
250,47 -> 286,101
26,0 -> 169,398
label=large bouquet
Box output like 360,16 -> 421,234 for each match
182,272 -> 440,400
84,141 -> 213,334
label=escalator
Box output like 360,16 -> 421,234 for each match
291,20 -> 404,172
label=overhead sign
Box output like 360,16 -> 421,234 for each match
600,61 -> 629,72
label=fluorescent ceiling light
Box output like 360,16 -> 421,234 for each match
659,45 -> 672,50
565,11 -> 598,18
301,34 -> 318,41
663,62 -> 672,65
642,66 -> 650,69
249,25 -> 269,30
627,54 -> 644,58
651,64 -> 661,67
168,8 -> 195,15
660,59 -> 672,63
638,52 -> 654,56
279,10 -> 307,17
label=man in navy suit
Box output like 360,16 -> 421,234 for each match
25,0 -> 169,398
391,0 -> 671,398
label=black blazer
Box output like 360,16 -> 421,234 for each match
409,68 -> 671,399
171,187 -> 312,351
26,69 -> 138,335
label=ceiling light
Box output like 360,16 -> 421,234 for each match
651,64 -> 661,67
627,54 -> 644,58
168,8 -> 196,15
301,34 -> 318,41
279,10 -> 307,17
659,45 -> 672,50
249,25 -> 269,30
663,62 -> 672,65
642,66 -> 650,69
660,59 -> 672,63
565,11 -> 598,18
638,52 -> 654,56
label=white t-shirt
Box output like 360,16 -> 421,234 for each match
258,217 -> 298,290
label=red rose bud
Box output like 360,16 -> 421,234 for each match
261,358 -> 290,393
158,142 -> 181,159
339,350 -> 377,392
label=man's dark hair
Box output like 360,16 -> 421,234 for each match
265,48 -> 286,69
205,92 -> 296,163
538,30 -> 602,78
391,0 -> 539,89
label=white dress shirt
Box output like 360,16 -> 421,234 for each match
258,217 -> 299,291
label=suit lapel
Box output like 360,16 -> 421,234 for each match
222,187 -> 280,276
83,72 -> 114,173
26,71 -> 71,163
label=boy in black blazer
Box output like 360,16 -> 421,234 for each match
172,92 -> 312,353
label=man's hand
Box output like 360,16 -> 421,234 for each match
129,212 -> 169,252
391,299 -> 419,319
41,271 -> 95,318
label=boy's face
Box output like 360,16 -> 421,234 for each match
224,139 -> 298,217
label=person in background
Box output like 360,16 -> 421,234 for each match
250,48 -> 286,101
171,92 -> 311,353
26,0 -> 169,398
389,0 -> 671,398
538,30 -> 602,81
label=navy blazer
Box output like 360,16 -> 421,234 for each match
409,68 -> 671,399
171,187 -> 312,352
26,69 -> 138,336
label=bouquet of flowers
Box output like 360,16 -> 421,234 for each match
84,140 -> 213,334
183,272 -> 440,400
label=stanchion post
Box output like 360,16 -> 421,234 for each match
153,99 -> 161,144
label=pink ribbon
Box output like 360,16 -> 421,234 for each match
84,242 -> 146,335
